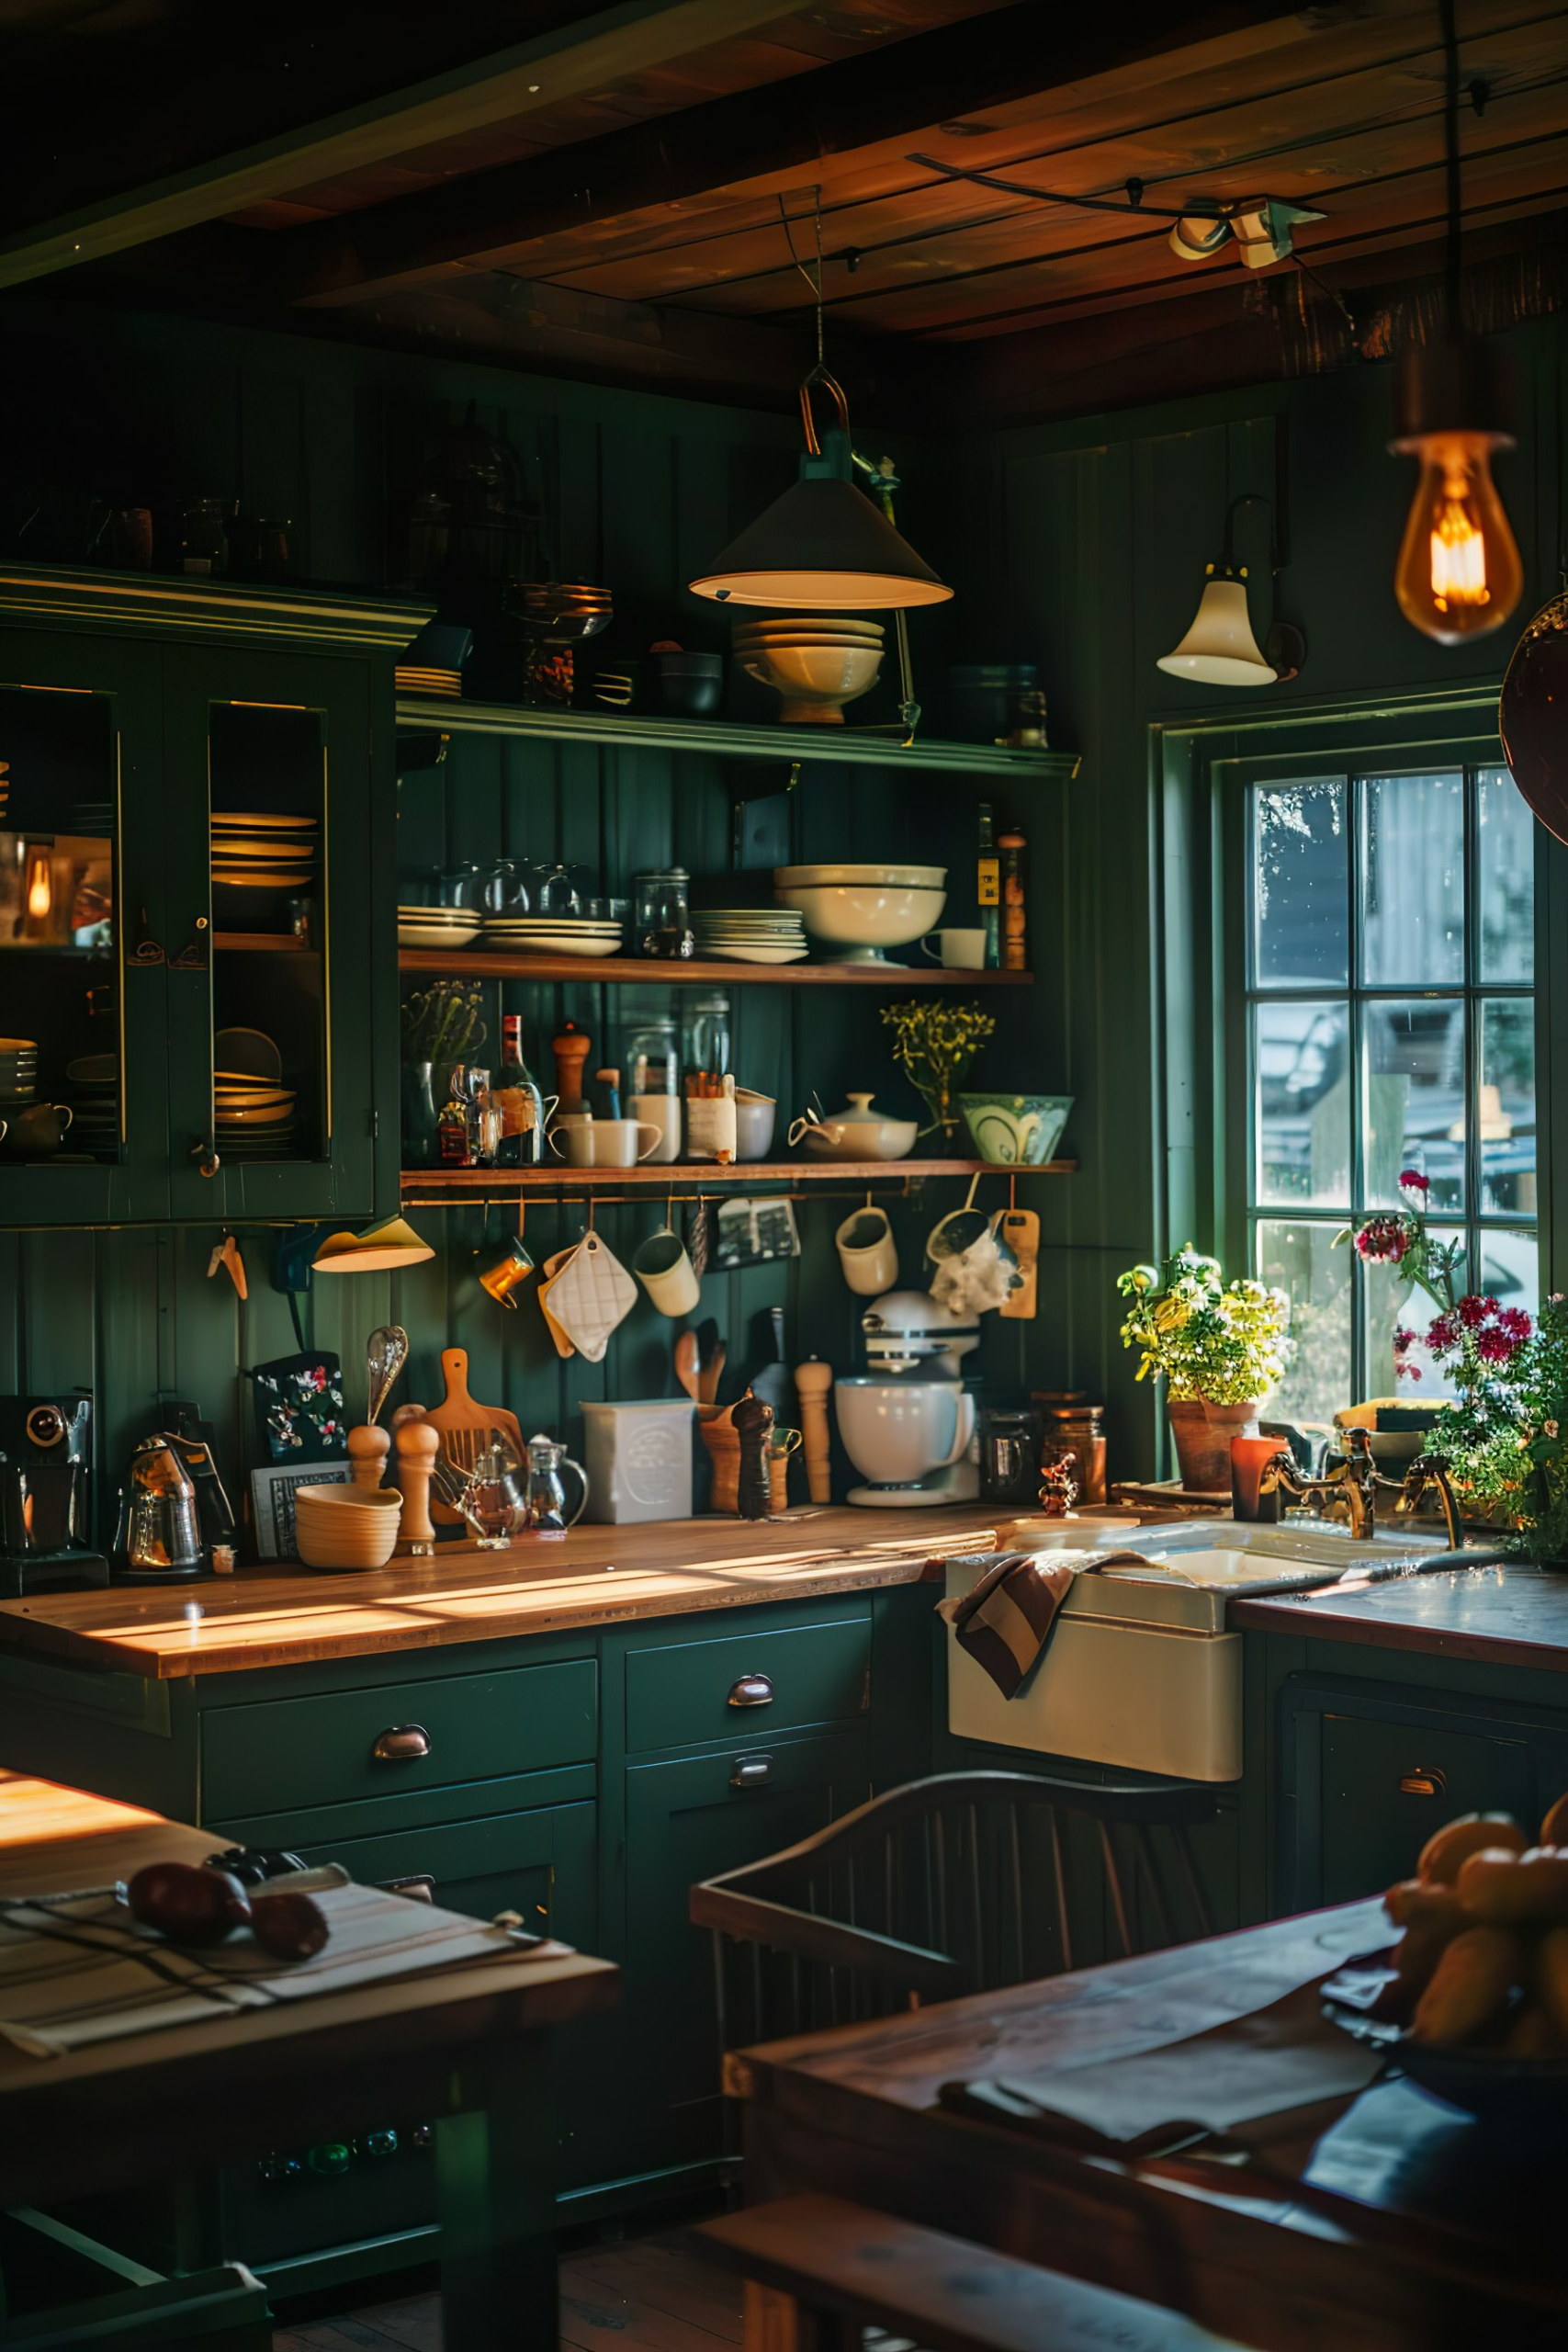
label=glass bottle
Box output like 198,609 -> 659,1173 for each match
622,1015 -> 679,1100
437,1079 -> 471,1166
998,826 -> 1028,971
491,1014 -> 546,1166
976,801 -> 1000,969
634,867 -> 693,957
682,992 -> 730,1081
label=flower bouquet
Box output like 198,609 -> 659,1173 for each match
1116,1245 -> 1291,1490
879,999 -> 996,1148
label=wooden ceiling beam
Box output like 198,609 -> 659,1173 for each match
0,0 -> 806,290
275,0 -> 1310,308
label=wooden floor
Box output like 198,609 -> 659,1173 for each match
272,2231 -> 744,2350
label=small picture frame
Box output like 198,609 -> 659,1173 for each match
251,1464 -> 352,1561
715,1196 -> 801,1269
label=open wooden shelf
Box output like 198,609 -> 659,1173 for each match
397,694 -> 1079,783
402,1159 -> 1075,1197
399,948 -> 1031,987
214,933 -> 317,954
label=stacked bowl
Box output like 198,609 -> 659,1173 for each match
773,863 -> 946,965
214,1030 -> 296,1160
520,582 -> 613,641
64,1054 -> 118,1157
692,908 -> 807,965
395,662 -> 462,699
293,1483 -> 402,1571
0,1037 -> 40,1152
481,912 -> 624,958
736,616 -> 885,723
399,903 -> 482,950
210,811 -> 318,894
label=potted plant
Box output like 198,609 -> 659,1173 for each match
879,1000 -> 996,1149
1116,1246 -> 1292,1492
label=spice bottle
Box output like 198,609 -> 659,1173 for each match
976,801 -> 1000,969
998,826 -> 1028,970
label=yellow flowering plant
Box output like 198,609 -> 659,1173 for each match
880,999 -> 996,1144
1116,1245 -> 1291,1405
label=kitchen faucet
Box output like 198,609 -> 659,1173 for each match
1258,1426 -> 1464,1547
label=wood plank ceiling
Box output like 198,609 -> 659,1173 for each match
10,0 -> 1568,416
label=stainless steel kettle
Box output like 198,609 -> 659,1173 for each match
113,1434 -> 205,1581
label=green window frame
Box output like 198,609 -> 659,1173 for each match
1153,689 -> 1561,1439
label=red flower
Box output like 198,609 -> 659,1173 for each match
1355,1216 -> 1410,1265
1392,1326 -> 1416,1353
1478,1329 -> 1519,1366
1499,1306 -> 1533,1341
1458,1294 -> 1488,1329
1399,1169 -> 1430,1195
1428,1313 -> 1459,1353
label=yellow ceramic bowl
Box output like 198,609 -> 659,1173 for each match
293,1483 -> 402,1570
739,640 -> 882,723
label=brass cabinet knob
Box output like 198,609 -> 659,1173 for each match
730,1753 -> 773,1789
728,1672 -> 774,1708
372,1723 -> 432,1763
191,1139 -> 220,1178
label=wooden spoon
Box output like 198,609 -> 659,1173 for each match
674,1329 -> 701,1405
699,1337 -> 726,1407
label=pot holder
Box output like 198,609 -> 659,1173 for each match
537,1246 -> 581,1361
545,1232 -> 637,1363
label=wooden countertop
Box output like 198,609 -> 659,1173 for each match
0,1508 -> 996,1680
1231,1557 -> 1568,1671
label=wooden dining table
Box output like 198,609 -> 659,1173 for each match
0,1770 -> 618,2347
728,1900 -> 1568,2352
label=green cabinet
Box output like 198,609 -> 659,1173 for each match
618,1726 -> 872,2173
1278,1675 -> 1562,1909
0,567 -> 426,1227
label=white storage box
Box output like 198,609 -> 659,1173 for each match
583,1400 -> 694,1523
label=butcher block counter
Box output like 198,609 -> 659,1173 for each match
0,1507 -> 997,1679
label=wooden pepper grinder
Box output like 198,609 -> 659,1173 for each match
552,1021 -> 592,1115
346,1422 -> 390,1494
795,1358 -> 833,1504
732,1390 -> 774,1521
394,1417 -> 441,1555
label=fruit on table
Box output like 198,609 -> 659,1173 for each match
251,1891 -> 330,1961
1411,1926 -> 1524,2046
1379,1790 -> 1568,2050
1417,1812 -> 1529,1883
128,1860 -> 251,1946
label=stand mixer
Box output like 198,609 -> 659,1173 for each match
835,1289 -> 981,1508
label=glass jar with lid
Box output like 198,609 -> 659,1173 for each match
621,1014 -> 680,1098
682,992 -> 731,1080
634,867 -> 693,957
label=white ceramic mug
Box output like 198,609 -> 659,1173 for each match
631,1091 -> 682,1164
920,927 -> 987,969
592,1117 -> 662,1169
835,1204 -> 898,1295
547,1113 -> 597,1168
631,1226 -> 702,1317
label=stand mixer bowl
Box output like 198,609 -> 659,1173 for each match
835,1376 -> 977,1506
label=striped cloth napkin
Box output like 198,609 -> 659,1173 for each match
936,1549 -> 1146,1698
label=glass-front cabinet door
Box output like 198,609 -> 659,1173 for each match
163,647 -> 378,1221
0,630 -> 171,1223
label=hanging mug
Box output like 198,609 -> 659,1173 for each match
479,1236 -> 536,1309
835,1204 -> 897,1296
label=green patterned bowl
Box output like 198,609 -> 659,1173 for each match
959,1093 -> 1072,1166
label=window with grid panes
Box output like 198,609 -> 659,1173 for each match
1246,762 -> 1536,1427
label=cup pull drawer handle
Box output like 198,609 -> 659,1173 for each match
728,1673 -> 774,1707
378,1873 -> 436,1903
731,1753 -> 773,1789
372,1724 -> 432,1762
1399,1766 -> 1447,1797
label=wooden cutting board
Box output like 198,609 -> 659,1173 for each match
423,1348 -> 526,1524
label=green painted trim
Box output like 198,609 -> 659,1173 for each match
0,1649 -> 171,1733
397,695 -> 1080,781
0,566 -> 433,650
257,2224 -> 439,2299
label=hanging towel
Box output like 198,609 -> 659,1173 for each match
937,1548 -> 1149,1699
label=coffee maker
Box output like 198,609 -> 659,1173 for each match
0,1392 -> 111,1595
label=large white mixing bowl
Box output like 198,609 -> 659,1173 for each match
774,863 -> 947,964
835,1375 -> 976,1501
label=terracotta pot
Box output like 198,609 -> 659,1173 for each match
1168,1397 -> 1259,1494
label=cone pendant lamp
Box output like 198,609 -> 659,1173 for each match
689,369 -> 951,612
312,1216 -> 434,1273
1157,571 -> 1278,687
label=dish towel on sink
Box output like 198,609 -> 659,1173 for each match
936,1548 -> 1147,1699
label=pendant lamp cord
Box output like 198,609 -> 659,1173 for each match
778,187 -> 826,368
1441,0 -> 1463,333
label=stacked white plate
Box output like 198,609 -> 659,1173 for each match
692,909 -> 809,966
216,1078 -> 298,1159
212,810 -> 319,891
0,1038 -> 39,1101
398,904 -> 482,950
395,665 -> 462,698
64,1053 -> 118,1152
481,916 -> 624,959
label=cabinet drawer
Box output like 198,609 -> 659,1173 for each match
1315,1709 -> 1530,1906
201,1657 -> 597,1820
625,1616 -> 870,1754
288,1801 -> 598,1952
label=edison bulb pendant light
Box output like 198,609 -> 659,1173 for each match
24,846 -> 51,920
1392,426 -> 1522,645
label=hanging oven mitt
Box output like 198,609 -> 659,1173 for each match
544,1232 -> 637,1364
536,1247 -> 581,1362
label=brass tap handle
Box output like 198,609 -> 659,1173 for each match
372,1723 -> 432,1763
728,1673 -> 774,1708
